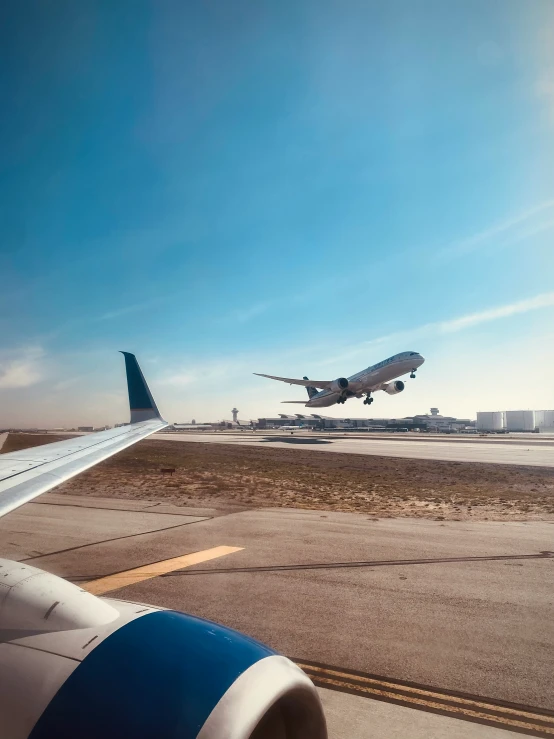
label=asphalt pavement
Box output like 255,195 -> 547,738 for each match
1,493 -> 552,737
154,431 -> 554,467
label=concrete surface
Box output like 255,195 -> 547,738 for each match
154,432 -> 554,466
1,496 -> 552,736
318,687 -> 518,739
0,494 -> 209,561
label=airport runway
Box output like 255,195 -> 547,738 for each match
155,432 -> 554,467
2,493 -> 552,738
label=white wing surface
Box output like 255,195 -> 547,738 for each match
254,373 -> 331,389
0,352 -> 167,518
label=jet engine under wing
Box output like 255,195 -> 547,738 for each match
0,352 -> 167,518
254,373 -> 331,389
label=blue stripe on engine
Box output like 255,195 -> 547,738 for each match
29,610 -> 275,739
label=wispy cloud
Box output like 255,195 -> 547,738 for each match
441,199 -> 554,259
316,292 -> 554,367
160,372 -> 195,387
507,218 -> 554,246
535,75 -> 554,123
98,296 -> 170,321
533,13 -> 554,126
0,347 -> 45,389
435,292 -> 554,333
158,355 -> 250,388
99,304 -> 150,321
225,301 -> 272,324
387,291 -> 554,344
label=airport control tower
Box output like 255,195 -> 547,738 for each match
232,408 -> 239,424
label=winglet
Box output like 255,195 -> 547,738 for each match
120,352 -> 164,424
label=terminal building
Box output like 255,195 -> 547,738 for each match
476,410 -> 554,433
256,408 -> 474,433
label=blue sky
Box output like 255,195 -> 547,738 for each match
1,0 -> 554,426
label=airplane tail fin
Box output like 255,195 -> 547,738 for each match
303,377 -> 318,400
120,351 -> 164,424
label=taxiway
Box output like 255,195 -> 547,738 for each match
1,493 -> 552,737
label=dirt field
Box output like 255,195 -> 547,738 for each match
4,433 -> 554,521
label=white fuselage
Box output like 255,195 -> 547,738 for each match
306,352 -> 425,407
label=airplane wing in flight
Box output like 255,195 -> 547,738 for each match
254,373 -> 331,389
0,351 -> 168,519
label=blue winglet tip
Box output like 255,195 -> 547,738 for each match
120,351 -> 160,420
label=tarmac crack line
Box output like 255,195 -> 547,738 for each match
160,551 -> 554,577
19,517 -> 214,562
30,501 -> 205,517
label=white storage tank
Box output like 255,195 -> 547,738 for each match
476,411 -> 505,431
505,410 -> 536,432
535,410 -> 554,432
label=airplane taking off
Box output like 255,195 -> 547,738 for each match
255,351 -> 425,407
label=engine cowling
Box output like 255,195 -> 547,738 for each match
383,380 -> 405,395
0,560 -> 327,739
328,378 -> 349,394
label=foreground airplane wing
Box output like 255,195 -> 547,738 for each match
254,373 -> 332,389
0,350 -> 326,739
0,351 -> 167,518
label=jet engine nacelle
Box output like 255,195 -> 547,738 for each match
383,380 -> 405,395
0,560 -> 327,739
328,378 -> 349,394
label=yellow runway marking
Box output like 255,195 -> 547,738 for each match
83,546 -> 244,595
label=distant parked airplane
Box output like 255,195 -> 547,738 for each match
255,351 -> 425,407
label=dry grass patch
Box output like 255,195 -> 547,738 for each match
4,434 -> 554,521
